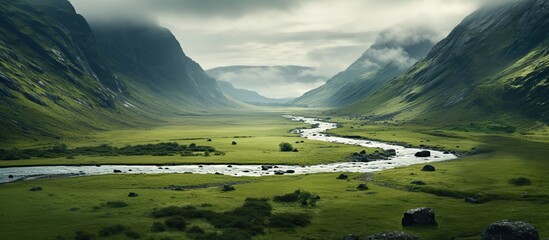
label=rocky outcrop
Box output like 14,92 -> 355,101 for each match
401,207 -> 437,226
482,220 -> 539,240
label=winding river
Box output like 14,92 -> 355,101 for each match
0,116 -> 457,183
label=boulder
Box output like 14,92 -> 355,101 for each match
401,207 -> 437,226
482,220 -> 539,240
261,165 -> 273,171
337,174 -> 349,180
386,149 -> 397,156
360,150 -> 367,154
8,175 -> 13,178
227,165 -> 232,168
342,234 -> 359,240
414,150 -> 431,157
113,169 -> 122,173
29,186 -> 42,191
207,139 -> 212,142
364,231 -> 419,240
274,170 -> 285,175
421,165 -> 436,172
286,170 -> 295,174
222,184 -> 235,191
292,148 -> 299,152
357,183 -> 369,190
128,192 -> 139,197
231,141 -> 237,145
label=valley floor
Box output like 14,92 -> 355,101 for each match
1,109 -> 548,240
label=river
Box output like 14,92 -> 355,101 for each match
0,116 -> 457,183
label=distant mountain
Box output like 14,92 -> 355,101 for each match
337,0 -> 549,123
292,28 -> 436,107
206,65 -> 326,99
217,81 -> 292,105
0,0 -> 230,143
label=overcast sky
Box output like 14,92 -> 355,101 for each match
70,0 -> 492,98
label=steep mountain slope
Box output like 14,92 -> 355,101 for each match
217,81 -> 292,104
91,21 -> 229,108
292,28 -> 436,107
0,0 -> 230,144
206,65 -> 325,99
337,0 -> 548,124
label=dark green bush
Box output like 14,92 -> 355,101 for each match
509,177 -> 532,186
187,226 -> 205,234
125,231 -> 141,239
279,142 -> 294,152
273,190 -> 318,207
106,201 -> 128,208
151,222 -> 165,232
99,224 -> 128,236
74,230 -> 94,240
165,216 -> 187,230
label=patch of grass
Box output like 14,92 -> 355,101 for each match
509,177 -> 532,186
105,201 -> 128,208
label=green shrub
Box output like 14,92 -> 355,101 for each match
151,222 -> 165,232
187,225 -> 205,234
125,231 -> 141,239
279,142 -> 294,152
99,224 -> 128,236
273,189 -> 319,207
165,216 -> 187,230
509,177 -> 532,186
74,230 -> 94,240
106,201 -> 128,208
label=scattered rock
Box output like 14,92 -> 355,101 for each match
465,197 -> 481,204
274,170 -> 285,175
113,169 -> 122,173
482,220 -> 539,240
357,183 -> 369,190
337,174 -> 349,180
215,172 -> 222,175
261,165 -> 273,171
410,180 -> 426,185
342,234 -> 359,240
8,175 -> 14,178
300,140 -> 304,143
401,207 -> 437,226
443,151 -> 450,154
231,141 -> 237,145
292,148 -> 299,152
243,170 -> 250,173
128,192 -> 139,197
386,149 -> 397,156
227,165 -> 232,168
360,150 -> 367,154
29,186 -> 42,191
286,170 -> 295,174
207,139 -> 212,142
95,164 -> 101,167
364,231 -> 419,240
421,165 -> 436,172
414,150 -> 431,157
222,184 -> 235,191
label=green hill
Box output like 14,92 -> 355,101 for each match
291,28 -> 436,107
336,0 -> 548,125
0,0 -> 231,144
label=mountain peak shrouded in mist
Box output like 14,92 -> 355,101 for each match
338,0 -> 548,123
292,26 -> 438,107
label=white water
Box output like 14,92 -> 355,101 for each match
0,116 -> 457,183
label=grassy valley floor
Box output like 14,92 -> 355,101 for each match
1,110 -> 548,239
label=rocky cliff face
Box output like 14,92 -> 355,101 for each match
292,28 -> 436,107
339,0 -> 549,123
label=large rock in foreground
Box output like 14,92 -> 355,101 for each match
364,231 -> 419,240
482,220 -> 539,240
402,207 -> 437,226
414,151 -> 431,157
